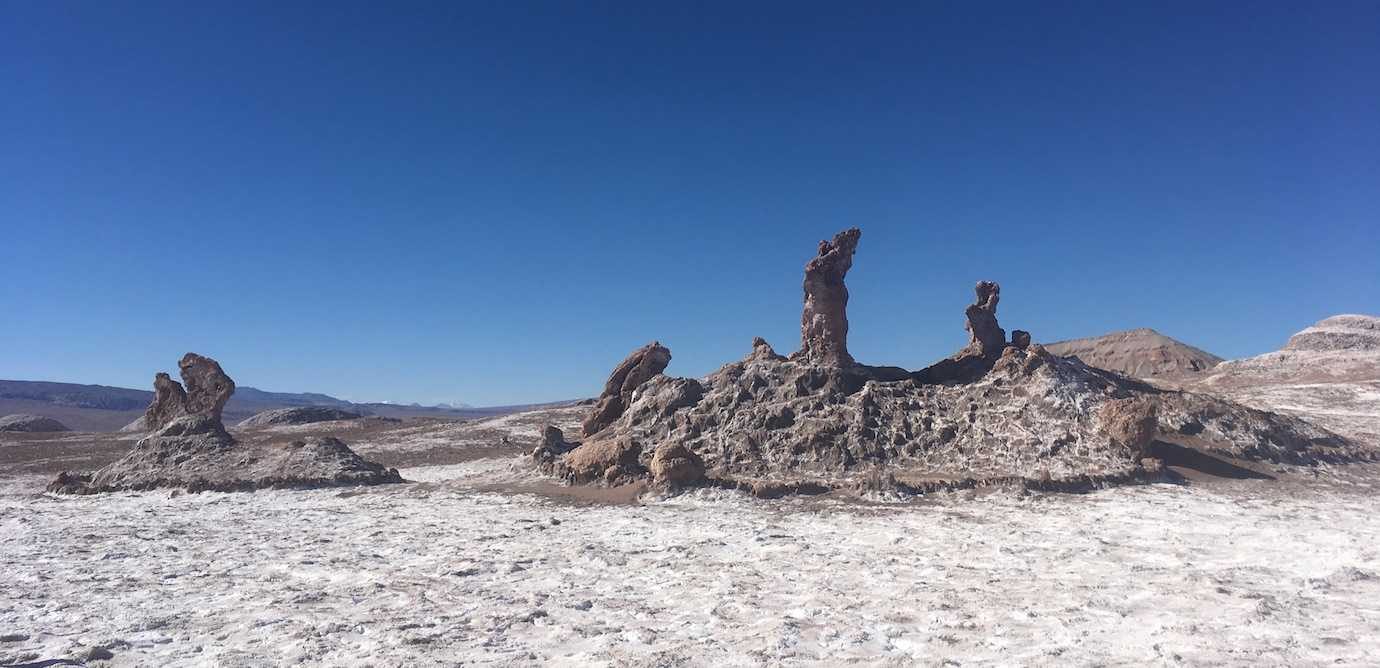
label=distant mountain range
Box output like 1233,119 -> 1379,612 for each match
0,379 -> 578,432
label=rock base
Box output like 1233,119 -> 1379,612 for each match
49,416 -> 402,494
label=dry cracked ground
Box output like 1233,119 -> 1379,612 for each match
3,406 -> 1380,666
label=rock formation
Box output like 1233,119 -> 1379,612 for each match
143,372 -> 189,431
177,353 -> 235,422
582,341 -> 672,436
913,280 -> 1031,385
534,228 -> 1375,498
137,353 -> 236,433
48,415 -> 401,494
796,227 -> 861,367
50,355 -> 401,494
962,280 -> 1006,358
0,414 -> 71,433
238,406 -> 363,427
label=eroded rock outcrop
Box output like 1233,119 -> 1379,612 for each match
534,228 -> 1373,498
962,280 -> 1005,358
143,372 -> 189,432
138,353 -> 235,433
796,227 -> 861,367
582,342 -> 672,437
178,353 -> 235,422
50,355 -> 401,494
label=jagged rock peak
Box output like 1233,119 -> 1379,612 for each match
798,227 -> 861,367
581,341 -> 672,437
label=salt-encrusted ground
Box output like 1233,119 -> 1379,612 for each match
3,459 -> 1379,666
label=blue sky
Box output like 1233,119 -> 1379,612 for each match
2,2 -> 1377,406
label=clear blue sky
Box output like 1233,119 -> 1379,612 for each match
2,2 -> 1377,406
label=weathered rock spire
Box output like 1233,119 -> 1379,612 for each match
798,227 -> 861,367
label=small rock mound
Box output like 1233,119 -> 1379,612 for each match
0,414 -> 71,433
50,355 -> 400,494
238,406 -> 364,427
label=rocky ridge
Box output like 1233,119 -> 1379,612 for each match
238,406 -> 364,427
50,354 -> 401,494
534,230 -> 1372,497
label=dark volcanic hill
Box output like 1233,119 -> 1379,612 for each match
0,378 -> 579,432
1044,328 -> 1223,380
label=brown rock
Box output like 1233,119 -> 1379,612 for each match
178,353 -> 235,422
650,441 -> 706,487
582,342 -> 672,436
1100,397 -> 1159,457
1010,330 -> 1032,350
143,372 -> 188,432
559,438 -> 644,484
798,228 -> 861,367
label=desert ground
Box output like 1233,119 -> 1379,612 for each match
3,406 -> 1379,667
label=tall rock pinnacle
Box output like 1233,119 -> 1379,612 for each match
798,227 -> 861,367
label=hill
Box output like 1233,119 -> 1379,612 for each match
1194,314 -> 1380,443
1044,328 -> 1223,380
